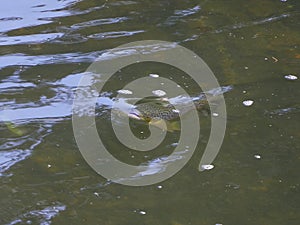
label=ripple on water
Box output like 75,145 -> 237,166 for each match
87,30 -> 144,40
6,204 -> 66,225
163,5 -> 201,26
70,17 -> 129,30
0,52 -> 102,69
0,124 -> 53,177
0,150 -> 32,176
0,0 -> 77,33
0,33 -> 64,46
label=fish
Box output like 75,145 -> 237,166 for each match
99,85 -> 232,131
126,85 -> 233,131
129,98 -> 209,122
125,95 -> 212,132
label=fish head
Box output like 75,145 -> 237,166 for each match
128,108 -> 143,120
128,108 -> 152,122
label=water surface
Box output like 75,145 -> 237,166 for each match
0,0 -> 299,224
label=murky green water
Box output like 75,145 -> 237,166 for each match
0,0 -> 299,224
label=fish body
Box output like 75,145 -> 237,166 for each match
100,85 -> 232,123
128,85 -> 233,122
132,102 -> 180,121
129,97 -> 209,122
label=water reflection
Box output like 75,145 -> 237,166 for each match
70,17 -> 129,30
0,52 -> 102,69
163,5 -> 201,26
0,0 -> 299,224
0,33 -> 64,46
0,124 -> 53,176
6,204 -> 66,225
0,150 -> 31,175
88,30 -> 144,39
0,0 -> 78,33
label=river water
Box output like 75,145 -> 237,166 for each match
0,0 -> 299,224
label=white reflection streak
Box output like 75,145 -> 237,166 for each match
97,43 -> 177,61
0,33 -> 64,46
132,150 -> 188,177
6,204 -> 66,225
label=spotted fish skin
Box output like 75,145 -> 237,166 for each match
134,102 -> 179,121
132,99 -> 209,121
127,86 -> 233,122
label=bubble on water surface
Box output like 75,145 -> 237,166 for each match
117,89 -> 133,95
152,89 -> 166,97
139,211 -> 146,215
149,73 -> 159,78
243,100 -> 254,106
284,74 -> 297,80
201,164 -> 214,170
134,209 -> 146,215
254,154 -> 261,159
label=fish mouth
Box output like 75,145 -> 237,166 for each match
128,108 -> 143,120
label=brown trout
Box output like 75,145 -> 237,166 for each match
126,85 -> 233,123
129,98 -> 209,122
